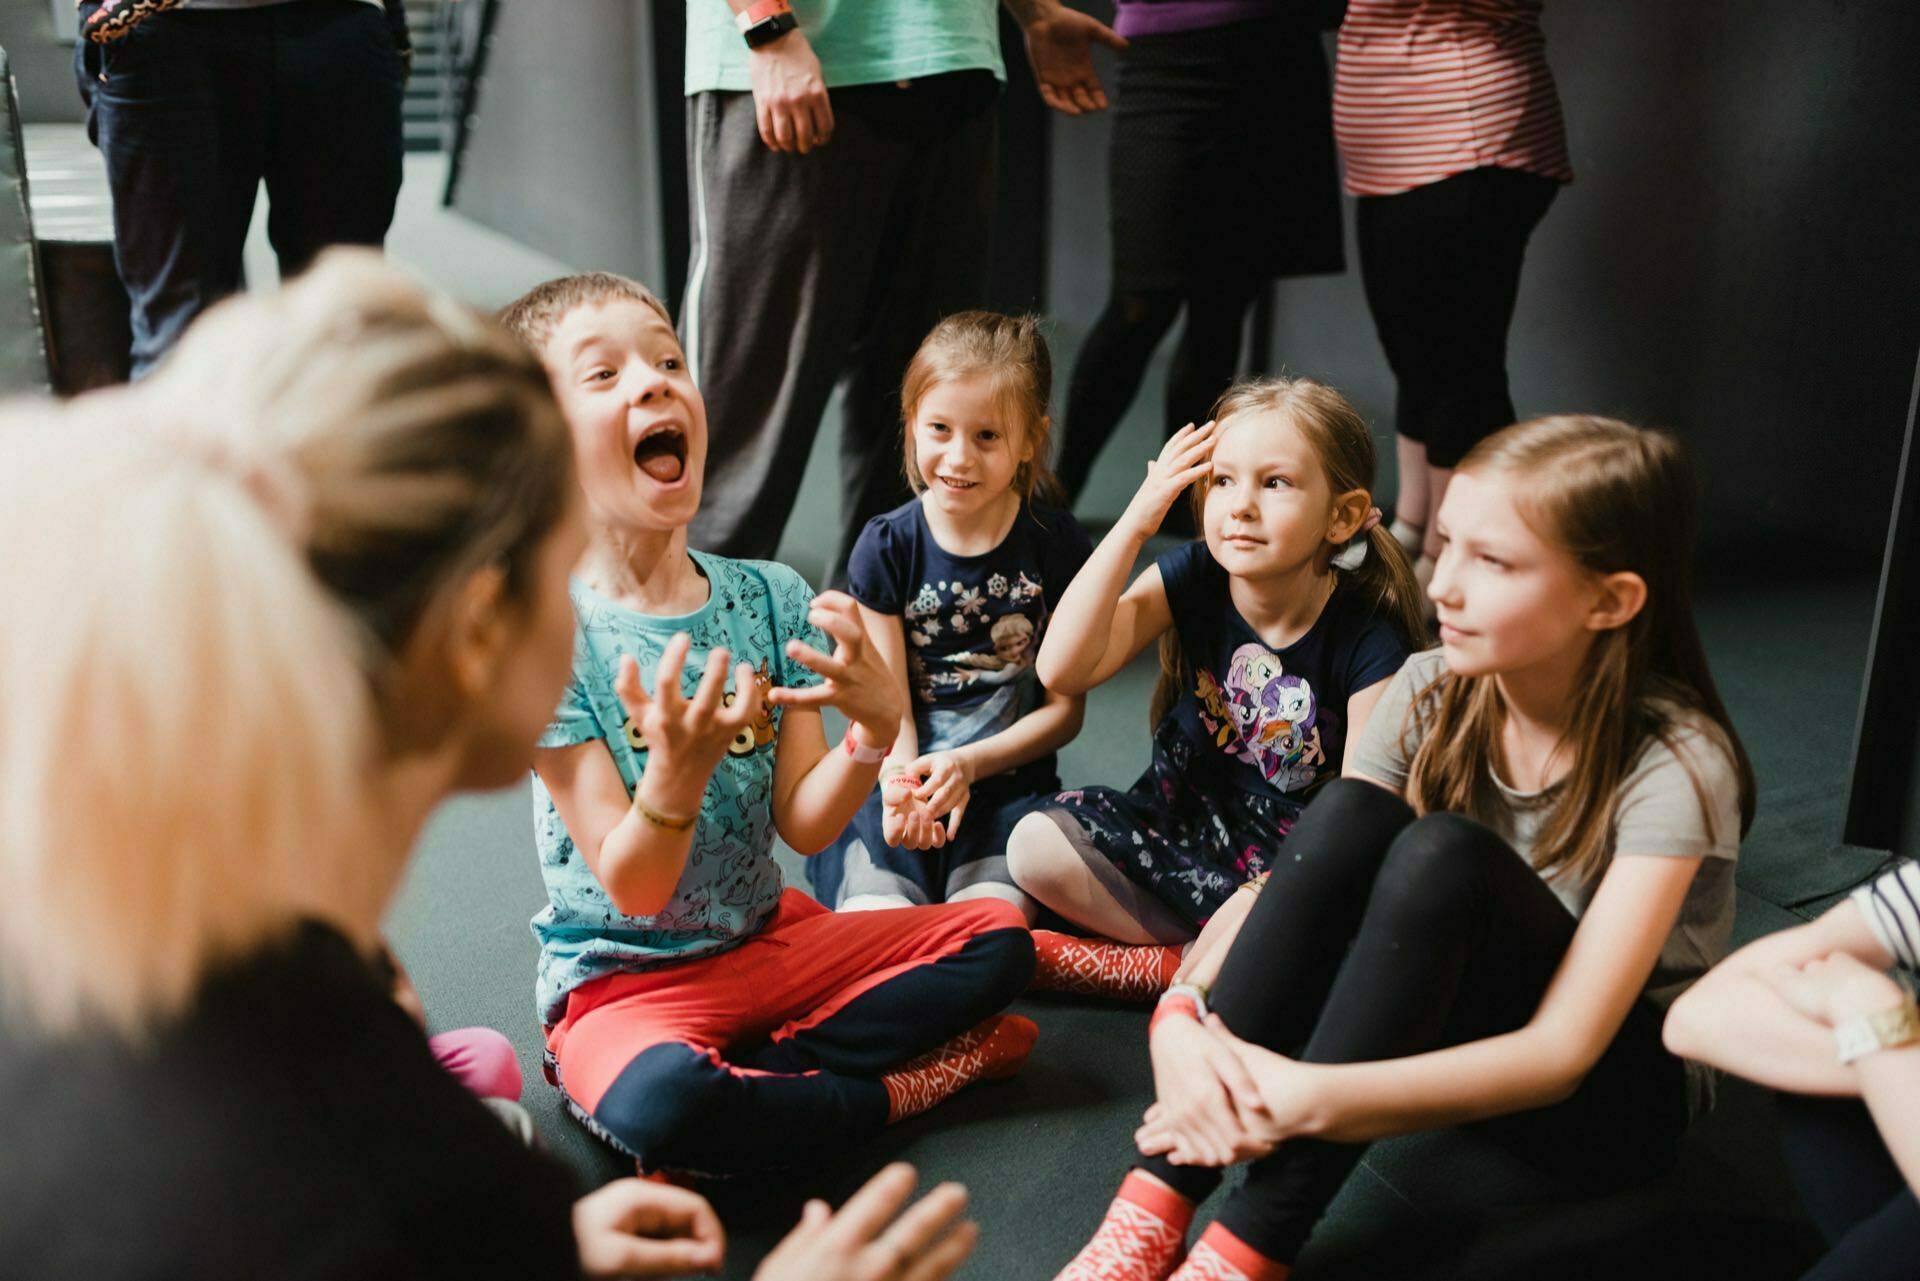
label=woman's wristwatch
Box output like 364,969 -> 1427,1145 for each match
1834,995 -> 1920,1063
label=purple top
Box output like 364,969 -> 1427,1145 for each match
1114,0 -> 1282,38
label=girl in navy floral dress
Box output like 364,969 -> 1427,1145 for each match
810,313 -> 1094,925
1007,377 -> 1423,1000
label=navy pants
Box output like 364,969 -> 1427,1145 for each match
76,0 -> 404,377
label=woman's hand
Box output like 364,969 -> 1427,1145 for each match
754,1163 -> 976,1281
573,1178 -> 726,1278
1119,420 -> 1216,542
771,592 -> 903,748
1137,1010 -> 1272,1168
882,768 -> 949,851
1019,1 -> 1128,116
616,636 -> 763,816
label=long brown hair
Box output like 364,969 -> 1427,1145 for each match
899,311 -> 1062,505
1148,376 -> 1425,726
1404,416 -> 1756,887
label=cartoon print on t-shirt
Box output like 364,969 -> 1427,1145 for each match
1195,642 -> 1326,791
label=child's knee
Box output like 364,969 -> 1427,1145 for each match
591,1042 -> 730,1169
1006,811 -> 1072,893
1374,812 -> 1502,916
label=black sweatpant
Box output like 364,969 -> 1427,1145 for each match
1779,1093 -> 1920,1281
681,72 -> 999,576
1356,167 -> 1557,469
1138,779 -> 1687,1261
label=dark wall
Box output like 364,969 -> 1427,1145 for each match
1047,1 -> 1920,577
457,1 -> 1919,577
1,0 -> 85,124
452,0 -> 669,291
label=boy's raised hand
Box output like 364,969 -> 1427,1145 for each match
615,634 -> 761,815
769,592 -> 903,747
1120,419 -> 1217,541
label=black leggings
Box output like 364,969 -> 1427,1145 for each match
1356,167 -> 1557,469
1138,779 -> 1687,1261
1056,283 -> 1261,504
1780,1093 -> 1920,1280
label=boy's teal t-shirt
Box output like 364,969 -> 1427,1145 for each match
530,551 -> 829,1025
683,0 -> 1005,95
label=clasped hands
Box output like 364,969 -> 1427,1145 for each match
1135,1012 -> 1318,1169
881,750 -> 973,850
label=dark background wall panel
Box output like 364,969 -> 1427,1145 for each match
451,0 -> 668,291
0,0 -> 84,125
1236,3 -> 1920,577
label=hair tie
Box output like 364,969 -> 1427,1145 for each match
1330,506 -> 1384,571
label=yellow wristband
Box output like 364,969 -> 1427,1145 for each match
635,797 -> 696,831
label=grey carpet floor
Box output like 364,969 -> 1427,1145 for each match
367,157 -> 1876,1277
387,568 -> 1878,1280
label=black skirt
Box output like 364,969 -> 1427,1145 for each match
1108,18 -> 1346,292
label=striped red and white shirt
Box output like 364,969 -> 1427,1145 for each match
1334,0 -> 1573,197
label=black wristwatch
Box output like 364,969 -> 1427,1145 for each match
738,0 -> 799,49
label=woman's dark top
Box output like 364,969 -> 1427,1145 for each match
0,920 -> 581,1280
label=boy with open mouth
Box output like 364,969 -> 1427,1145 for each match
499,272 -> 1040,1179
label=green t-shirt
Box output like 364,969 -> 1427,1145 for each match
684,0 -> 1006,95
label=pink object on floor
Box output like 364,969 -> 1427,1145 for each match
430,1027 -> 524,1102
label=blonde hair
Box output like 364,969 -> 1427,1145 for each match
899,311 -> 1061,505
148,250 -> 576,702
1149,376 -> 1424,727
0,400 -> 372,1038
1404,415 -> 1757,887
497,270 -> 675,359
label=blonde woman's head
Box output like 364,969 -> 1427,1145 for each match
0,398 -> 372,1038
148,250 -> 584,787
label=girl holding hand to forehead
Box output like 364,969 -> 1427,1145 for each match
1007,378 -> 1423,1001
1055,417 -> 1755,1281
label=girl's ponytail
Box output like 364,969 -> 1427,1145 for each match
1345,520 -> 1427,651
0,399 -> 374,1038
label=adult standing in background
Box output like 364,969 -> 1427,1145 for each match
1336,0 -> 1570,579
1054,0 -> 1346,515
73,0 -> 407,378
683,0 -> 1125,576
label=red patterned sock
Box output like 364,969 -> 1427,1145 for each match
882,1014 -> 1037,1123
1030,930 -> 1183,1003
1053,1169 -> 1194,1281
1168,1223 -> 1289,1281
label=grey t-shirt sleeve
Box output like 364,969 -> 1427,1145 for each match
1345,647 -> 1445,791
1850,861 -> 1920,971
1611,716 -> 1743,863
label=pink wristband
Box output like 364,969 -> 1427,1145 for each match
843,728 -> 892,765
1150,994 -> 1201,1033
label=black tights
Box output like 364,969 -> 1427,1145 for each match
1138,780 -> 1686,1261
1057,284 -> 1261,503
